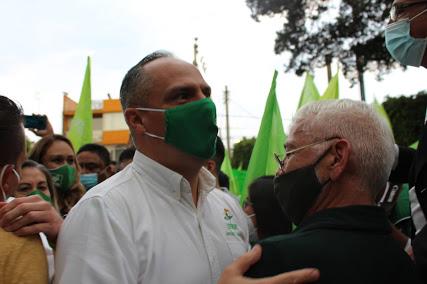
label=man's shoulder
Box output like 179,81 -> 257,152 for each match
207,188 -> 243,214
78,166 -> 139,205
0,228 -> 44,255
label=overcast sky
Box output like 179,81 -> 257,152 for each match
1,0 -> 426,147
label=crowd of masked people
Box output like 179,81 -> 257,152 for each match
0,111 -> 137,283
1,2 -> 427,282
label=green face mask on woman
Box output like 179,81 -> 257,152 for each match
49,164 -> 76,193
28,189 -> 52,203
136,98 -> 219,159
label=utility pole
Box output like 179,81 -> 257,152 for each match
224,86 -> 231,157
326,54 -> 332,82
357,54 -> 366,101
193,37 -> 199,67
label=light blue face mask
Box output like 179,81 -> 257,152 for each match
80,173 -> 98,190
385,9 -> 427,67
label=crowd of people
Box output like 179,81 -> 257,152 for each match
0,0 -> 426,283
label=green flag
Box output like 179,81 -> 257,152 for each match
320,72 -> 339,100
297,73 -> 320,109
68,57 -> 93,151
372,98 -> 393,133
220,151 -> 239,197
242,70 -> 286,203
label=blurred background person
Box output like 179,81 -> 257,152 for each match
205,136 -> 230,189
0,95 -> 48,284
29,134 -> 85,217
117,147 -> 135,172
16,160 -> 59,211
243,176 -> 292,243
15,159 -> 59,282
76,143 -> 115,190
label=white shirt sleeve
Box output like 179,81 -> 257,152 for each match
54,196 -> 138,284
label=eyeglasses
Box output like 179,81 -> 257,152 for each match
390,1 -> 427,21
274,136 -> 340,168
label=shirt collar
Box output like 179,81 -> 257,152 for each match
131,150 -> 216,201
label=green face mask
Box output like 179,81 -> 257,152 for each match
136,98 -> 218,159
28,189 -> 52,203
49,164 -> 76,193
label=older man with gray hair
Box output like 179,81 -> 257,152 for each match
246,99 -> 420,283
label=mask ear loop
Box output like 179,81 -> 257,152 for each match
135,108 -> 167,140
410,8 -> 427,22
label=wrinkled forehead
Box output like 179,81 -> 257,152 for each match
288,118 -> 317,143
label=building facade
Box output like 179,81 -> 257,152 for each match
62,94 -> 131,161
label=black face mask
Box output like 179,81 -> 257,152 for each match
273,147 -> 331,225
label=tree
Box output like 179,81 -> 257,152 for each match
231,137 -> 256,170
246,0 -> 397,100
383,91 -> 427,146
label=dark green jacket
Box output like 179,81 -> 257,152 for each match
246,206 -> 419,284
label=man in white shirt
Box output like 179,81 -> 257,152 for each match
54,51 -> 251,284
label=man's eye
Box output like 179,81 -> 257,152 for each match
176,93 -> 189,100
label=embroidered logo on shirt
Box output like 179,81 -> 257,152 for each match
224,208 -> 233,220
224,208 -> 239,237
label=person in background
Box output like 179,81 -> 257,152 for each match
117,147 -> 136,171
243,176 -> 292,243
29,134 -> 85,217
245,99 -> 418,283
76,143 -> 115,190
16,159 -> 59,282
205,136 -> 230,189
0,95 -> 48,284
16,160 -> 59,211
385,1 -> 427,281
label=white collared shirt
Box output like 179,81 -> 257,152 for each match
54,151 -> 249,284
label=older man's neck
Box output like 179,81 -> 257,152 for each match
308,180 -> 375,215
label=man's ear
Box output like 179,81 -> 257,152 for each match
106,165 -> 115,177
205,160 -> 217,176
1,166 -> 18,196
124,109 -> 146,135
329,139 -> 351,181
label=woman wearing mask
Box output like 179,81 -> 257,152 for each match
16,159 -> 59,282
15,160 -> 59,211
29,134 -> 85,217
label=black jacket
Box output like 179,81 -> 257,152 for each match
246,206 -> 419,284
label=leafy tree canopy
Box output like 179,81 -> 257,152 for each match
232,137 -> 256,170
246,0 -> 398,84
383,91 -> 427,146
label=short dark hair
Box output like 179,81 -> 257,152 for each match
213,136 -> 225,173
120,50 -> 173,109
119,147 -> 136,163
77,143 -> 111,167
0,95 -> 24,166
248,176 -> 292,239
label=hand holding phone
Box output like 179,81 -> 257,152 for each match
24,115 -> 47,130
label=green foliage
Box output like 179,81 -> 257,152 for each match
246,0 -> 397,84
231,137 -> 256,170
383,91 -> 427,146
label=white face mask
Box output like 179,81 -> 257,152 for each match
0,165 -> 20,202
246,214 -> 258,243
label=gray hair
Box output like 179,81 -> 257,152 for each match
292,99 -> 395,197
119,50 -> 173,109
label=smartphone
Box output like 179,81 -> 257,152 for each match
23,115 -> 47,130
